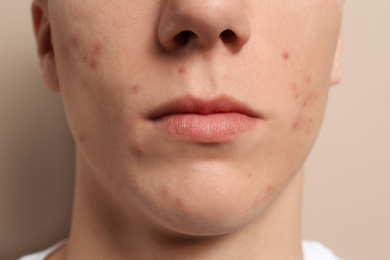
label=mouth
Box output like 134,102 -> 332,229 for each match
148,95 -> 261,143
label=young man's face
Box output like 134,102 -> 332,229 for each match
36,0 -> 343,236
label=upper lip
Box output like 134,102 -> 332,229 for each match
148,95 -> 261,120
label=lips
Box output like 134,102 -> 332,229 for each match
148,96 -> 261,142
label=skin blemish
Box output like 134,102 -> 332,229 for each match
309,92 -> 318,102
132,143 -> 145,158
159,186 -> 170,199
248,172 -> 253,177
252,185 -> 272,209
267,185 -> 272,195
93,43 -> 104,56
78,133 -> 88,144
130,84 -> 141,94
291,83 -> 299,100
303,74 -> 312,84
175,198 -> 183,207
71,35 -> 80,48
303,92 -> 318,108
282,51 -> 289,60
252,194 -> 262,209
179,67 -> 186,74
82,53 -> 98,70
90,60 -> 98,70
292,120 -> 299,130
82,43 -> 104,70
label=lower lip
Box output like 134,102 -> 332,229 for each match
154,113 -> 257,142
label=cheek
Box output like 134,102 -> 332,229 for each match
57,30 -> 105,73
276,47 -> 330,139
289,80 -> 321,135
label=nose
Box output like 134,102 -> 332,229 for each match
158,0 -> 251,53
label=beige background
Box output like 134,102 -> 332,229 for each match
1,1 -> 389,259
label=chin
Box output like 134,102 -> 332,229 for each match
147,200 -> 262,238
126,169 -> 273,237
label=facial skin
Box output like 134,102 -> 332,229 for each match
32,0 -> 343,259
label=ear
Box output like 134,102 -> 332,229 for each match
32,0 -> 60,92
330,33 -> 343,85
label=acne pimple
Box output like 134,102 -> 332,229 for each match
248,172 -> 253,178
291,83 -> 299,99
302,92 -> 318,108
267,185 -> 272,194
179,67 -> 186,74
81,43 -> 104,70
90,60 -> 98,70
303,74 -> 312,84
309,92 -> 317,102
159,186 -> 170,199
93,43 -> 104,56
82,54 -> 98,70
282,51 -> 289,60
132,143 -> 145,158
130,84 -> 141,94
71,34 -> 79,45
292,120 -> 299,130
175,198 -> 183,207
78,134 -> 88,143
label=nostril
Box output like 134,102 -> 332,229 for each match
173,30 -> 196,48
220,30 -> 237,45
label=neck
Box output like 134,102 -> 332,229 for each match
64,152 -> 304,260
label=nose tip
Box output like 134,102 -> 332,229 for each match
158,0 -> 251,53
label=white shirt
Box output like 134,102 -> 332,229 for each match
17,240 -> 341,260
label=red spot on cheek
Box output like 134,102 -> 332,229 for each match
78,134 -> 88,144
292,119 -> 299,130
83,43 -> 104,70
282,51 -> 289,60
291,83 -> 299,99
130,84 -> 141,94
70,35 -> 80,50
267,185 -> 272,195
159,186 -> 170,199
132,143 -> 145,158
179,67 -> 186,74
248,172 -> 253,177
304,75 -> 312,84
93,43 -> 104,56
175,198 -> 183,207
82,54 -> 98,70
90,60 -> 98,70
303,92 -> 318,107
